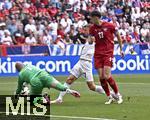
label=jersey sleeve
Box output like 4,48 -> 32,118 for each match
16,76 -> 24,94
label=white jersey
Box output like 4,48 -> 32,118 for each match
80,42 -> 95,62
70,42 -> 95,81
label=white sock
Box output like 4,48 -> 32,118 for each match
110,91 -> 121,99
116,92 -> 121,96
57,82 -> 71,100
95,85 -> 105,94
115,92 -> 122,98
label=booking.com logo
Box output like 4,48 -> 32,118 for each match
0,57 -> 71,73
0,55 -> 149,75
112,55 -> 150,71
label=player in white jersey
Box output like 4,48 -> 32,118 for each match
51,25 -> 115,104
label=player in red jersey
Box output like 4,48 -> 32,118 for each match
89,11 -> 124,104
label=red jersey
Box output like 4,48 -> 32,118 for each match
28,5 -> 37,15
89,22 -> 116,56
48,7 -> 58,17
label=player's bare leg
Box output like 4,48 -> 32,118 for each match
87,81 -> 116,98
51,74 -> 78,104
97,68 -> 115,104
50,77 -> 80,104
104,66 -> 123,104
87,81 -> 105,94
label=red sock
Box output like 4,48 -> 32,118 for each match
107,76 -> 118,94
100,79 -> 110,96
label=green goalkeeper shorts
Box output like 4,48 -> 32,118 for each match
30,71 -> 57,95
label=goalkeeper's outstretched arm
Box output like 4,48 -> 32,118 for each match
16,76 -> 24,95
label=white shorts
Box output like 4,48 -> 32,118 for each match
70,59 -> 94,82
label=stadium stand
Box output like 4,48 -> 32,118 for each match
0,0 -> 149,56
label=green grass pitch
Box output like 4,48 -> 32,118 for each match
0,74 -> 150,120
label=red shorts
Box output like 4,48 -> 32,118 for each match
94,54 -> 113,69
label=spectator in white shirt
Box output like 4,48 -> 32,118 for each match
140,8 -> 148,18
60,14 -> 72,34
1,30 -> 13,45
35,23 -> 44,36
24,18 -> 36,33
0,2 -> 4,10
42,30 -> 53,45
48,18 -> 58,42
140,23 -> 149,42
55,35 -> 66,50
77,16 -> 88,28
131,8 -> 140,21
25,33 -> 37,45
0,24 -> 5,41
98,0 -> 108,13
80,0 -> 87,11
68,0 -> 80,12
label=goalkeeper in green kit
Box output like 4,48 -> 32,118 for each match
15,62 -> 80,103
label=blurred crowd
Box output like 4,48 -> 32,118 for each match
0,0 -> 149,47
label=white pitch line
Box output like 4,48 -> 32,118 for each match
77,82 -> 150,85
0,112 -> 116,120
50,115 -> 116,120
1,82 -> 150,85
118,83 -> 150,85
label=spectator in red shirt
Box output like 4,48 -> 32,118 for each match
86,2 -> 94,12
48,4 -> 58,17
41,0 -> 49,6
14,33 -> 25,45
0,10 -> 4,19
57,24 -> 65,39
31,0 -> 37,4
38,3 -> 49,16
10,2 -> 20,15
73,8 -> 82,20
28,3 -> 37,16
125,31 -> 132,44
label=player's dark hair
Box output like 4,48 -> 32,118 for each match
90,11 -> 101,18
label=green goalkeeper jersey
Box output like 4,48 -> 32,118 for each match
16,64 -> 67,95
16,64 -> 43,94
